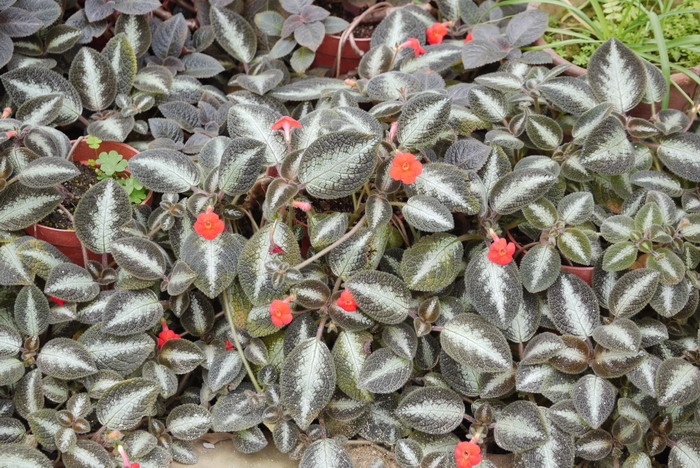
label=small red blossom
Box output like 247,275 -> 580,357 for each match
225,340 -> 235,350
271,116 -> 302,142
193,207 -> 225,240
269,298 -> 293,327
271,244 -> 285,254
1,107 -> 11,119
292,200 -> 311,211
130,464 -> 141,468
398,37 -> 426,57
487,232 -> 515,266
157,321 -> 180,349
464,32 -> 473,43
454,440 -> 482,468
49,296 -> 65,306
4,131 -> 16,139
427,22 -> 450,45
337,290 -> 357,312
389,152 -> 423,184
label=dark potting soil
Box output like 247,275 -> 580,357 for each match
41,163 -> 99,229
309,194 -> 355,213
318,0 -> 377,38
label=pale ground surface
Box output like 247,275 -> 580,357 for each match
173,439 -> 514,467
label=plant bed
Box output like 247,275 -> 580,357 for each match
0,2 -> 700,468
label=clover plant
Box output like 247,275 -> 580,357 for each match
0,2 -> 699,468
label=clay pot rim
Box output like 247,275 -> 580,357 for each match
32,140 -> 152,234
528,2 -> 700,85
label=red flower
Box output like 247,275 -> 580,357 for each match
271,244 -> 285,254
487,233 -> 515,266
269,298 -> 293,327
337,290 -> 357,312
50,296 -> 65,306
193,207 -> 225,240
464,32 -> 473,43
130,464 -> 141,468
271,116 -> 302,142
427,22 -> 450,45
389,152 -> 423,184
398,37 -> 426,57
455,440 -> 482,468
157,321 -> 180,349
225,340 -> 235,350
292,200 -> 311,211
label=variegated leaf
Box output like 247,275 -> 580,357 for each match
218,138 -> 265,196
440,313 -> 513,372
159,338 -> 204,374
576,429 -> 613,460
0,184 -> 62,231
210,392 -> 264,432
505,292 -> 541,343
406,163 -> 479,213
468,86 -> 507,122
128,149 -> 201,193
395,387 -> 464,435
521,332 -> 565,366
96,378 -> 159,430
182,232 -> 244,298
102,289 -> 164,336
522,198 -> 558,229
210,7 -> 256,64
539,77 -> 597,115
558,192 -> 594,226
78,325 -> 153,374
332,330 -> 372,401
521,244 -> 561,294
397,94 -> 451,149
0,66 -> 82,124
402,195 -> 454,232
557,228 -> 592,265
382,323 -> 417,360
657,133 -> 700,182
590,345 -> 645,379
370,8 -> 425,48
36,338 -> 97,379
111,236 -> 166,280
547,272 -> 600,337
600,215 -> 634,243
133,65 -> 172,94
18,157 -> 80,189
205,349 -> 242,392
45,263 -> 100,302
581,117 -> 635,175
591,318 -> 641,351
357,347 -> 412,394
15,94 -> 63,126
572,375 -> 616,429
166,404 -> 211,441
608,268 -> 659,318
587,38 -> 646,112
227,104 -> 286,165
401,233 -> 463,292
627,353 -> 660,396
300,439 -> 352,468
346,270 -> 410,324
14,285 -> 49,336
650,280 -> 691,318
237,222 -> 301,305
102,33 -> 137,95
269,78 -> 349,101
669,437 -> 700,468
465,250 -> 522,328
602,242 -> 638,271
656,357 -> 700,407
0,444 -> 53,467
115,14 -> 151,57
646,247 -> 685,285
69,46 -> 116,111
400,43 -> 461,73
489,169 -> 557,215
526,114 -> 562,150
280,338 -> 336,430
298,131 -> 379,200
74,178 -> 132,254
366,71 -> 421,101
494,401 -> 549,452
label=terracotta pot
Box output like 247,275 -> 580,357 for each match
529,2 -> 700,118
312,33 -> 373,75
26,140 -> 152,266
506,230 -> 594,285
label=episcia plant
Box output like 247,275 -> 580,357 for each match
1,7 -> 700,467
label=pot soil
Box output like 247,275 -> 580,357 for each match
506,230 -> 594,285
26,140 -> 152,266
529,2 -> 700,118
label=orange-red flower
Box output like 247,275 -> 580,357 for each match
194,207 -> 225,240
454,440 -> 482,468
464,32 -> 473,43
50,296 -> 65,306
225,340 -> 235,350
157,321 -> 180,349
389,152 -> 423,184
337,290 -> 357,312
271,116 -> 302,142
487,233 -> 515,265
427,22 -> 450,45
398,37 -> 426,57
292,200 -> 311,211
269,298 -> 293,327
130,464 -> 140,468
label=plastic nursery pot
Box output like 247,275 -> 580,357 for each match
312,33 -> 373,75
505,230 -> 594,286
528,2 -> 700,118
26,140 -> 153,266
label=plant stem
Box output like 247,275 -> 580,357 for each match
57,204 -> 90,268
66,136 -> 84,161
294,216 -> 366,270
316,316 -> 328,340
222,292 -> 262,393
